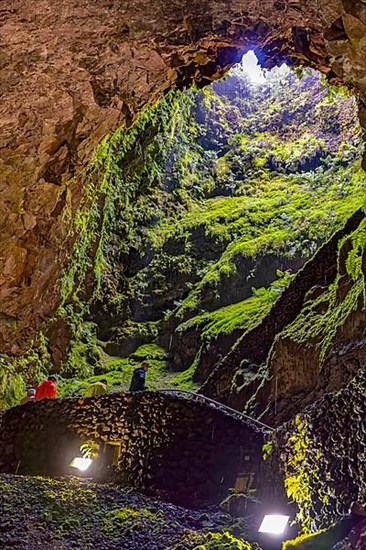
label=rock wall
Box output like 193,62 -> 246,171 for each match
271,371 -> 366,531
261,207 -> 366,425
0,391 -> 266,506
1,0 -> 366,355
200,209 -> 365,409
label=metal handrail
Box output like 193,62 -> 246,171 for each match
157,388 -> 274,433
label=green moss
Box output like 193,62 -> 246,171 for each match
178,286 -> 280,341
282,415 -> 330,534
54,517 -> 81,538
166,530 -> 206,550
103,507 -> 161,535
34,478 -> 98,530
168,362 -> 199,391
282,211 -> 366,363
132,343 -> 167,360
1,474 -> 257,549
59,348 -> 198,397
107,320 -> 160,347
282,529 -> 328,549
43,486 -> 96,506
284,416 -> 313,532
345,216 -> 366,282
0,359 -> 26,409
7,63 -> 363,404
0,331 -> 54,410
176,274 -> 293,357
164,160 -> 365,321
61,318 -> 101,379
59,88 -> 201,308
193,531 -> 253,549
262,441 -> 273,461
51,82 -> 218,380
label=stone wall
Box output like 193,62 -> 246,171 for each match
271,371 -> 366,531
0,391 -> 266,506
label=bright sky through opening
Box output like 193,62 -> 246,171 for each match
241,51 -> 266,84
240,50 -> 290,84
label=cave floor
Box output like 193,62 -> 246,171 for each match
0,474 -> 256,549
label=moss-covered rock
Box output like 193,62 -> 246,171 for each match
0,474 -> 259,549
193,531 -> 254,549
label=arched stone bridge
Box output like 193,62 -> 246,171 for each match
0,390 -> 276,506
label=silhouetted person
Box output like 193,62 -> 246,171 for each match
129,362 -> 149,392
35,375 -> 57,401
19,388 -> 36,405
84,378 -> 108,397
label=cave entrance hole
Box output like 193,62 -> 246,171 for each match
83,49 -> 365,406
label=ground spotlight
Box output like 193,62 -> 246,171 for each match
69,457 -> 93,472
258,514 -> 290,535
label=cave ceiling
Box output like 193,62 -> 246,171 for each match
0,0 -> 366,353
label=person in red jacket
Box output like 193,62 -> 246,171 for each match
35,375 -> 57,401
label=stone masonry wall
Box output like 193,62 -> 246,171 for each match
0,391 -> 265,506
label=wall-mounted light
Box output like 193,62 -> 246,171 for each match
69,457 -> 92,472
258,514 -> 290,535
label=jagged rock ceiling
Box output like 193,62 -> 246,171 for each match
1,0 -> 366,353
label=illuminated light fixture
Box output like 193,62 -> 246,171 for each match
69,457 -> 92,472
258,514 -> 290,535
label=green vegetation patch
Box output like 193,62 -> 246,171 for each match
43,484 -> 97,507
282,212 -> 366,362
282,529 -> 329,549
59,343 -> 198,397
166,162 -> 365,320
131,343 -> 168,360
193,531 -> 253,549
177,275 -> 292,343
103,507 -> 162,535
0,474 -> 256,550
0,359 -> 26,410
0,332 -> 53,410
3,61 -> 365,410
282,415 -> 329,535
284,416 -> 314,533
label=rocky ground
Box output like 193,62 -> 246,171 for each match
0,475 -> 259,550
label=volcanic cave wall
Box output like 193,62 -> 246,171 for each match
1,0 -> 366,361
0,392 -> 265,506
272,371 -> 366,533
200,208 -> 365,409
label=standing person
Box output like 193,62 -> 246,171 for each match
129,362 -> 149,392
19,388 -> 36,405
35,375 -> 57,401
84,378 -> 108,397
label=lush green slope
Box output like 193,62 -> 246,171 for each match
85,65 -> 364,387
